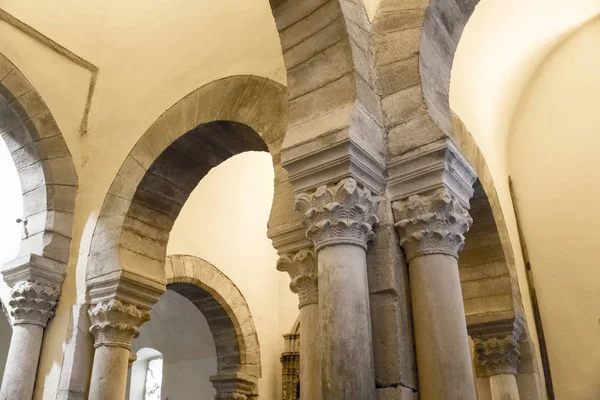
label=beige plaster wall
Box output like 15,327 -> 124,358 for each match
0,2 -> 286,397
168,152 -> 298,399
509,18 -> 600,399
132,290 -> 217,400
451,1 -> 600,395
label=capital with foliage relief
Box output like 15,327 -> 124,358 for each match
392,188 -> 472,261
295,178 -> 379,253
277,249 -> 317,308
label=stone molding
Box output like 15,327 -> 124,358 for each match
282,137 -> 386,196
473,334 -> 522,376
393,188 -> 472,261
210,372 -> 257,399
295,178 -> 379,253
387,139 -> 476,208
277,248 -> 317,308
2,254 -> 66,327
88,299 -> 150,350
8,280 -> 59,327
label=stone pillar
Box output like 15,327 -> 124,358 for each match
88,300 -> 149,400
393,188 -> 477,400
277,248 -> 320,400
210,372 -> 257,400
0,255 -> 65,400
0,281 -> 60,400
296,178 -> 378,400
388,139 -> 478,400
473,333 -> 522,400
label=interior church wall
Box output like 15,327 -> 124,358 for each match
131,290 -> 218,399
0,139 -> 21,304
168,152 -> 299,398
0,314 -> 10,381
0,2 -> 287,397
508,17 -> 600,399
449,1 -> 600,393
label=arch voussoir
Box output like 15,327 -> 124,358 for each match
166,254 -> 262,397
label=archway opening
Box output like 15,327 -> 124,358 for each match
129,289 -> 217,399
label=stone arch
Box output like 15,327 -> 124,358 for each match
165,254 -> 261,397
0,50 -> 79,328
0,52 -> 77,273
269,0 -> 387,195
87,74 -> 286,308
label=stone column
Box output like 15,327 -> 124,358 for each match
88,300 -> 149,400
277,248 -> 320,400
0,280 -> 60,400
473,334 -> 522,400
296,178 -> 378,400
393,188 -> 477,400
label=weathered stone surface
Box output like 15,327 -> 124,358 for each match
167,255 -> 262,382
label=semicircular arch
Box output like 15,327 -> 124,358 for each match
165,254 -> 261,392
0,52 -> 77,276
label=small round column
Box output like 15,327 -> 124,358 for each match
277,249 -> 320,400
473,334 -> 522,400
296,178 -> 379,400
393,188 -> 477,400
88,300 -> 149,400
0,281 -> 59,400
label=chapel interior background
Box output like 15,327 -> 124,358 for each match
0,0 -> 598,399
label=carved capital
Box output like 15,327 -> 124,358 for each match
473,334 -> 521,376
88,300 -> 150,350
9,280 -> 60,327
215,394 -> 247,400
392,188 -> 472,261
295,178 -> 379,253
210,372 -> 257,400
277,249 -> 318,308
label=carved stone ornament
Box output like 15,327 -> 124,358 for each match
392,188 -> 472,261
277,249 -> 318,308
473,334 -> 521,376
9,280 -> 60,327
215,394 -> 247,400
88,299 -> 150,350
295,178 -> 379,253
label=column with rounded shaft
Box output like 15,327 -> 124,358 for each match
0,280 -> 60,400
296,178 -> 379,400
393,188 -> 477,400
88,300 -> 149,400
474,333 -> 522,400
277,248 -> 320,400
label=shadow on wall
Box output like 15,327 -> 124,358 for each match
128,289 -> 218,400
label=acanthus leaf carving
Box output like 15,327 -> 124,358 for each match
295,178 -> 379,253
9,280 -> 60,327
277,249 -> 317,308
392,188 -> 472,261
88,299 -> 150,350
473,334 -> 521,376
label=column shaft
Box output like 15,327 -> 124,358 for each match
299,302 -> 320,400
89,346 -> 130,400
319,244 -> 375,400
489,374 -> 520,400
0,324 -> 44,400
409,254 -> 476,400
